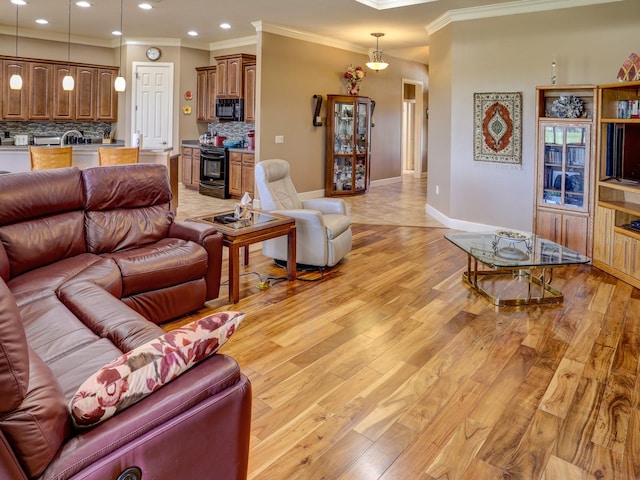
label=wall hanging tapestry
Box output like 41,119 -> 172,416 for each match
473,92 -> 522,166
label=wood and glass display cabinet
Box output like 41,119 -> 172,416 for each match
533,85 -> 597,257
592,80 -> 640,289
325,95 -> 371,196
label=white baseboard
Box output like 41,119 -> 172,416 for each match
425,204 -> 501,232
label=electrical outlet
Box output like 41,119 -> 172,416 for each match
436,185 -> 440,195
275,135 -> 284,144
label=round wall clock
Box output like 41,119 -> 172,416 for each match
146,47 -> 161,61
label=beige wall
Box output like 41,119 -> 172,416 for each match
428,0 -> 640,231
0,34 -> 115,65
258,32 -> 428,193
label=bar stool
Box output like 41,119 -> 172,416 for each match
98,147 -> 140,166
30,146 -> 73,170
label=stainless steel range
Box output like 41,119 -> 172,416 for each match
199,145 -> 230,199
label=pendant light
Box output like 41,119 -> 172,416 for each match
366,33 -> 389,72
62,0 -> 75,91
9,0 -> 22,90
114,0 -> 126,92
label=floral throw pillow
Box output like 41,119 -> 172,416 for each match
69,311 -> 245,428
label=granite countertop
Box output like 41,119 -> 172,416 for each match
0,141 -> 126,152
180,140 -> 254,153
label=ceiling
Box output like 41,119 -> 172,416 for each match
0,0 -> 623,65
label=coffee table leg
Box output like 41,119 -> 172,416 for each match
287,227 -> 297,281
228,244 -> 241,303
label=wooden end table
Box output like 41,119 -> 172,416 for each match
189,211 -> 296,303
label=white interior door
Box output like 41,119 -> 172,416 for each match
132,62 -> 173,150
402,100 -> 416,172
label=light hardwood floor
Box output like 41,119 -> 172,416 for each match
166,178 -> 640,480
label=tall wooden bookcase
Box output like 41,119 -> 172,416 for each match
533,85 -> 597,257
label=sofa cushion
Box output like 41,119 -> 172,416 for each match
105,238 -> 208,297
0,346 -> 71,480
0,167 -> 85,281
19,295 -> 102,366
8,254 -> 121,307
0,279 -> 28,414
83,164 -> 173,254
0,211 -> 86,279
121,278 -> 208,325
69,311 -> 245,427
58,280 -> 165,351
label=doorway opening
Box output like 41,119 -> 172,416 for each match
401,79 -> 425,180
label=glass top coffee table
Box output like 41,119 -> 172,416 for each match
444,231 -> 590,306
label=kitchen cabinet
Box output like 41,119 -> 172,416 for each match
53,65 -> 75,119
75,66 -> 96,121
182,146 -> 201,190
214,54 -> 255,99
229,150 -> 254,198
96,68 -> 118,121
2,59 -> 28,120
195,66 -> 217,122
29,63 -> 53,120
243,63 -> 256,123
1,56 -> 118,121
533,85 -> 597,257
325,94 -> 371,196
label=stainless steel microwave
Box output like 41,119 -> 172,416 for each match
215,98 -> 244,121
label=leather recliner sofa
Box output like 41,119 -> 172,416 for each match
0,164 -> 252,480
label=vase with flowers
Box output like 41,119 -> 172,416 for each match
344,65 -> 366,95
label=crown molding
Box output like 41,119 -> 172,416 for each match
209,35 -> 257,51
354,0 -> 437,9
253,21 -> 369,55
426,0 -> 624,35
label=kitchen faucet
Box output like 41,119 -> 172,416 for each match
61,130 -> 83,145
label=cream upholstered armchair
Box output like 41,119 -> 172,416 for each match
255,159 -> 352,268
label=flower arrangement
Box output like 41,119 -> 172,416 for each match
344,65 -> 365,95
344,65 -> 366,82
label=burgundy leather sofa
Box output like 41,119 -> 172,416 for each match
0,165 -> 252,480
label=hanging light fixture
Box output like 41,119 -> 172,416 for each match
114,0 -> 126,92
62,0 -> 75,91
9,0 -> 23,90
366,33 -> 389,72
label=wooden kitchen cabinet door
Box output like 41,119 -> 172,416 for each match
29,63 -> 53,120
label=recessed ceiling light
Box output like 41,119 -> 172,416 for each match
76,1 -> 91,7
188,31 -> 198,37
112,30 -> 123,36
220,23 -> 231,29
139,3 -> 153,9
11,0 -> 27,5
36,19 -> 49,24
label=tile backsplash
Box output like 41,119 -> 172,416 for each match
208,122 -> 255,145
0,121 -> 114,143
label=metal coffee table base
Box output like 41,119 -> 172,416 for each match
463,257 -> 563,306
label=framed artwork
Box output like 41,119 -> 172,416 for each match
473,92 -> 522,166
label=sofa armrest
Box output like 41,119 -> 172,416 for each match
169,221 -> 224,300
302,198 -> 347,215
169,220 -> 218,243
42,355 -> 251,480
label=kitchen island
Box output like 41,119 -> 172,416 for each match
0,145 -> 179,212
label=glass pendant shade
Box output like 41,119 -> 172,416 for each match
11,3 -> 22,90
62,0 -> 74,91
114,75 -> 126,92
62,75 -> 75,91
10,73 -> 23,90
366,33 -> 389,72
